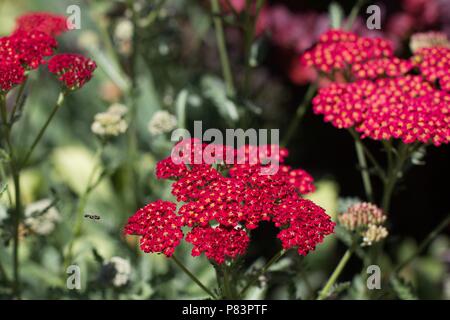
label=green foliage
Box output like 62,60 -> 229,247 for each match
390,276 -> 418,300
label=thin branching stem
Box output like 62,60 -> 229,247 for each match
240,249 -> 286,297
211,0 -> 236,97
171,255 -> 217,299
317,248 -> 353,300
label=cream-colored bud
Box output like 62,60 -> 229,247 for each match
362,224 -> 388,246
148,110 -> 177,135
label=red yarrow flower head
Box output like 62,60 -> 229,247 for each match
14,12 -> 68,37
48,53 -> 97,90
313,75 -> 450,146
0,36 -> 26,92
186,225 -> 249,264
125,139 -> 335,264
413,47 -> 450,93
10,30 -> 58,70
301,29 -> 394,76
124,200 -> 183,257
0,60 -> 25,93
275,199 -> 335,255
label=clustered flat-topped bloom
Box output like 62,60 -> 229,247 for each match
301,29 -> 394,75
338,202 -> 388,247
303,29 -> 450,146
14,12 -> 68,37
125,139 -> 335,264
9,31 -> 58,70
0,59 -> 25,93
413,46 -> 450,93
313,75 -> 450,145
0,30 -> 57,92
0,12 -> 95,93
48,54 -> 97,90
351,57 -> 412,80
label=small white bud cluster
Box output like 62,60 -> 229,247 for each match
338,202 -> 388,247
147,110 -> 177,135
91,103 -> 128,138
103,256 -> 131,287
24,199 -> 61,236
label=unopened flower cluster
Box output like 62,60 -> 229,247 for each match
98,256 -> 131,288
302,29 -> 450,146
410,32 -> 450,53
24,199 -> 61,236
91,103 -> 128,138
125,139 -> 335,264
338,202 -> 388,247
0,12 -> 96,93
148,110 -> 178,135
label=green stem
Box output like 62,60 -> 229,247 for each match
211,0 -> 236,97
125,0 -> 141,209
344,0 -> 367,31
65,144 -> 104,266
11,169 -> 21,298
0,164 -> 13,205
317,248 -> 353,300
353,136 -> 374,202
394,213 -> 450,274
349,129 -> 386,181
0,255 -> 9,284
1,95 -> 21,297
222,266 -> 233,299
9,78 -> 28,124
74,145 -> 104,237
140,0 -> 167,27
348,128 -> 376,202
381,143 -> 409,212
242,0 -> 265,95
0,95 -> 13,153
300,268 -> 315,299
240,249 -> 286,297
282,83 -> 317,147
22,92 -> 65,167
171,255 -> 217,299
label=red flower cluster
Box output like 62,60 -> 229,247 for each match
9,31 -> 58,70
0,12 -> 95,93
352,57 -> 412,80
301,30 -> 393,75
48,54 -> 97,90
124,200 -> 183,257
14,12 -> 68,36
0,60 -> 25,93
186,226 -> 249,264
313,76 -> 450,145
303,29 -> 450,146
0,30 -> 56,91
125,140 -> 335,263
413,47 -> 450,92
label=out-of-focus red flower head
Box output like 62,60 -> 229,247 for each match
11,31 -> 58,70
0,37 -> 25,92
14,12 -> 68,37
48,54 -> 97,91
220,0 -> 246,13
0,61 -> 25,93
